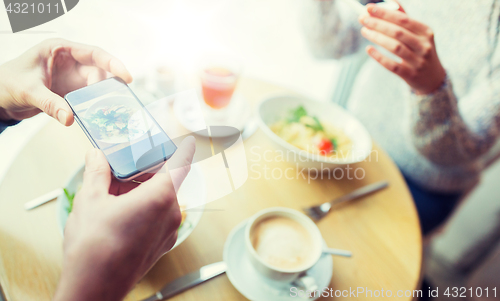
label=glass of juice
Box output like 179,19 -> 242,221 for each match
199,55 -> 241,110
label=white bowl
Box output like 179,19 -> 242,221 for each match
257,95 -> 372,170
57,164 -> 206,250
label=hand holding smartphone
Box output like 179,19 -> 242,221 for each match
65,77 -> 177,181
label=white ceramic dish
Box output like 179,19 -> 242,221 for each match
57,164 -> 206,250
173,90 -> 250,138
258,95 -> 372,170
223,219 -> 333,301
244,207 -> 324,284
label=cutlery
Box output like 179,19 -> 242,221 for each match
303,181 -> 389,221
323,248 -> 352,257
141,261 -> 227,301
24,188 -> 63,211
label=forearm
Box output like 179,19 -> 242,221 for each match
301,0 -> 367,59
0,78 -> 20,131
0,67 -> 14,122
411,76 -> 499,166
0,108 -> 11,121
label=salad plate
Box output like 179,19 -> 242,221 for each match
258,95 -> 372,170
56,164 -> 206,250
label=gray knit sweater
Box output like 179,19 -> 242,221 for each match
303,0 -> 500,193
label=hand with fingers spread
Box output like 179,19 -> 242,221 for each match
0,38 -> 132,125
359,4 -> 446,95
53,136 -> 196,301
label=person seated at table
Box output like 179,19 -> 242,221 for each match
302,0 -> 500,234
0,39 -> 195,301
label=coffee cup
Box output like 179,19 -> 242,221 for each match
244,207 -> 323,288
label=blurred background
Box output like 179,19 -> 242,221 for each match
0,0 -> 339,181
0,0 -> 339,99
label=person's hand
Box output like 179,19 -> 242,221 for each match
0,38 -> 132,125
358,4 -> 446,95
53,136 -> 196,301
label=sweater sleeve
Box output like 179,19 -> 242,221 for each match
301,0 -> 372,59
411,73 -> 500,166
0,119 -> 20,134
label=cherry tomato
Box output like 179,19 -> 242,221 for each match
317,138 -> 333,156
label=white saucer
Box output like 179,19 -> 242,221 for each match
173,90 -> 251,138
223,220 -> 333,301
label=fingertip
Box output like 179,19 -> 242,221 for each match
366,45 -> 376,56
166,135 -> 196,173
82,148 -> 111,193
57,110 -> 68,125
181,135 -> 196,157
56,109 -> 74,126
119,70 -> 133,84
124,73 -> 133,84
84,148 -> 110,174
183,135 -> 196,146
360,26 -> 370,36
85,148 -> 108,166
177,136 -> 196,155
85,148 -> 98,166
111,59 -> 133,83
366,3 -> 377,15
119,71 -> 133,84
66,113 -> 75,126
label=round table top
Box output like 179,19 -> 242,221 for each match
0,78 -> 422,301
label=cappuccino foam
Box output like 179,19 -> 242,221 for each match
250,216 -> 315,270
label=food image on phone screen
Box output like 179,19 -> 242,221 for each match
65,78 -> 177,181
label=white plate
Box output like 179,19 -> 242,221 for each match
173,90 -> 250,138
258,95 -> 372,170
223,220 -> 333,301
56,164 -> 206,250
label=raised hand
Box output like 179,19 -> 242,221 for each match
0,38 -> 132,125
359,4 -> 446,95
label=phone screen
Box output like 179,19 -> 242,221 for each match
65,78 -> 177,180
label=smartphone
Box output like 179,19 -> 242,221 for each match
65,77 -> 177,181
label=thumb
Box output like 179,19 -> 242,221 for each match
81,149 -> 111,196
166,136 -> 196,192
124,137 -> 196,206
33,87 -> 74,126
389,0 -> 406,13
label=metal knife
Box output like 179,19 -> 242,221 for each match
141,261 -> 227,301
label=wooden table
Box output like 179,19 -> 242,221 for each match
0,78 -> 422,301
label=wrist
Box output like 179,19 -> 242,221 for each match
0,84 -> 10,122
54,236 -> 139,301
0,69 -> 15,122
413,68 -> 447,95
0,108 -> 12,121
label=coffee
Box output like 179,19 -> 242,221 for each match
250,216 -> 315,270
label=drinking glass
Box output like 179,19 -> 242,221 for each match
199,55 -> 241,110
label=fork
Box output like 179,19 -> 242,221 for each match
303,181 -> 389,221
